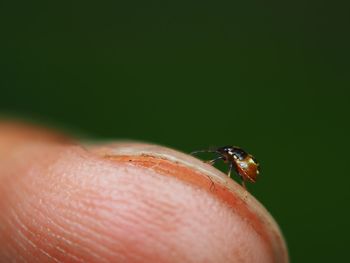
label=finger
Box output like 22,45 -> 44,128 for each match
0,122 -> 288,263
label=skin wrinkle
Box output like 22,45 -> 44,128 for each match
42,203 -> 127,261
7,152 -> 186,262
70,197 -> 170,256
55,246 -> 85,263
10,195 -> 87,263
4,207 -> 32,259
5,219 -> 32,261
9,209 -> 61,263
50,154 -> 185,232
4,216 -> 29,263
77,180 -> 182,227
53,184 -> 180,245
0,154 -> 122,262
76,184 -> 185,261
21,181 -> 129,261
24,203 -> 106,262
179,193 -> 251,262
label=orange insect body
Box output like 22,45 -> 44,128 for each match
234,154 -> 260,183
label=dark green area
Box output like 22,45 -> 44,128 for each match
1,1 -> 349,261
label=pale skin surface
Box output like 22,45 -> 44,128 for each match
0,121 -> 289,263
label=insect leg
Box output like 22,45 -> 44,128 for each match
231,164 -> 247,189
228,162 -> 233,178
241,178 -> 247,189
205,155 -> 224,165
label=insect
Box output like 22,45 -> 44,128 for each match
191,146 -> 260,188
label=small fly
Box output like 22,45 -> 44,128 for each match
191,146 -> 260,189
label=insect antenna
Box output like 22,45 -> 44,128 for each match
190,148 -> 218,155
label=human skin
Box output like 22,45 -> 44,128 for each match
0,121 -> 288,263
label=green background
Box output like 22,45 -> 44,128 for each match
1,1 -> 349,262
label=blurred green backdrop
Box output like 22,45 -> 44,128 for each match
1,1 -> 349,262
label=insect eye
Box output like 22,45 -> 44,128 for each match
217,146 -> 232,154
223,146 -> 232,152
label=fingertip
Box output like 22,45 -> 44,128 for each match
0,122 -> 288,262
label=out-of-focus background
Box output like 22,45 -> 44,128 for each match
1,1 -> 349,262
